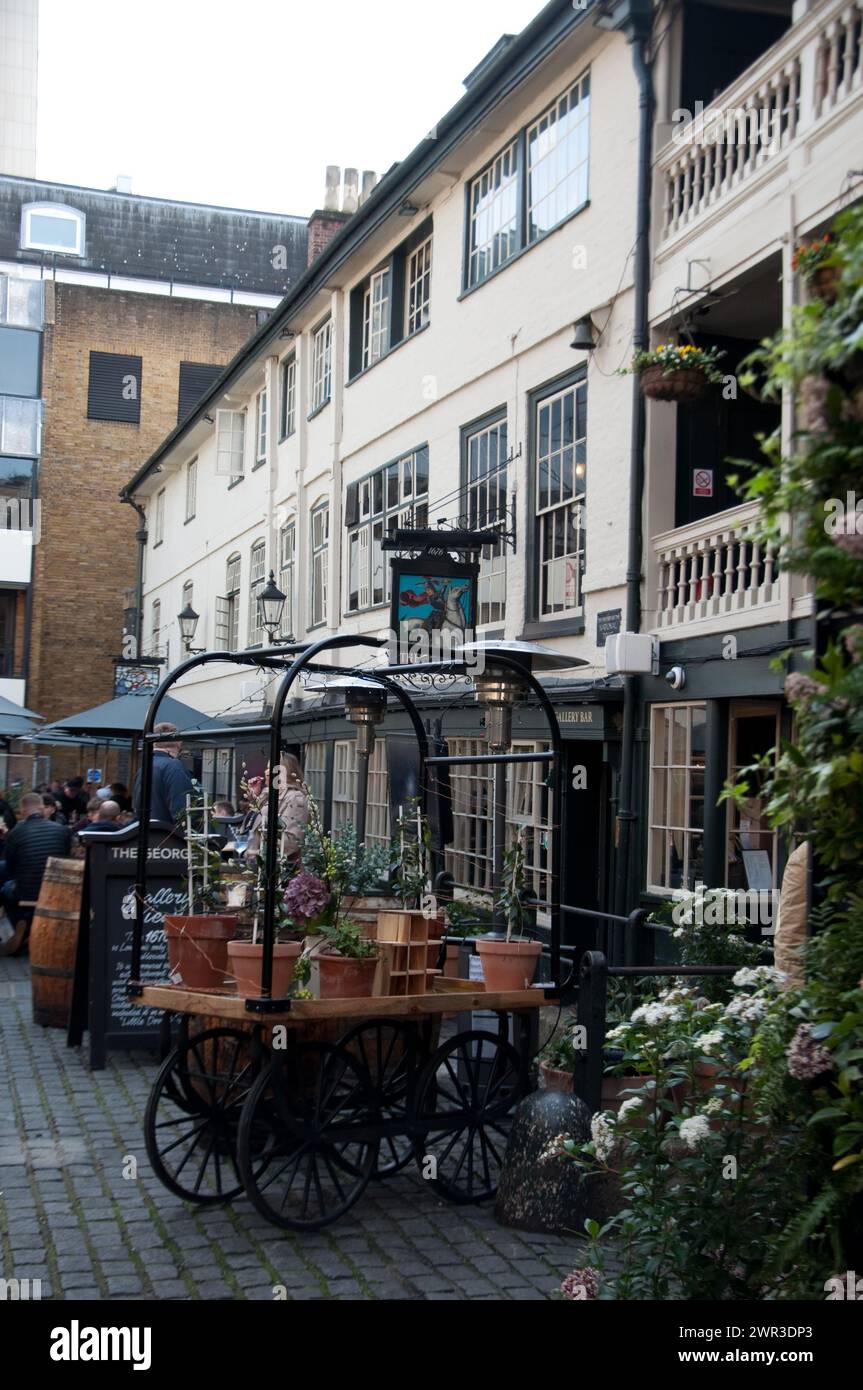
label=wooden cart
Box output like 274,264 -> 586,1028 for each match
128,633 -> 571,1231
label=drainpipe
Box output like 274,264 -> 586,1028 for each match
610,0 -> 654,920
120,491 -> 148,657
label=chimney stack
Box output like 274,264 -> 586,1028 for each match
360,170 -> 378,205
342,168 -> 359,214
305,166 -> 377,266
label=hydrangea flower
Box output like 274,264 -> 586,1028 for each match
786,1023 -> 833,1080
560,1267 -> 600,1301
732,965 -> 786,988
590,1112 -> 616,1162
696,1029 -> 724,1053
724,992 -> 769,1024
282,870 -> 331,926
631,1001 -> 683,1027
679,1114 -> 712,1150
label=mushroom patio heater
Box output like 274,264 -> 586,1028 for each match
458,639 -> 587,929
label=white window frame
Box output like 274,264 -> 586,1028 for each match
278,519 -> 297,638
535,376 -> 587,618
247,539 -> 266,647
332,739 -> 358,831
362,267 -> 391,368
366,739 -> 390,850
150,599 -> 161,657
647,702 -> 708,896
310,502 -> 329,628
311,320 -> 332,412
406,235 -> 432,336
215,552 -> 242,651
20,202 -> 85,256
526,70 -> 591,244
464,415 -> 508,625
184,458 -> 197,521
346,448 -> 429,614
255,388 -> 267,464
216,407 -> 246,477
303,741 -> 328,812
725,701 -> 782,891
281,355 -> 296,438
153,489 -> 165,546
467,139 -> 520,288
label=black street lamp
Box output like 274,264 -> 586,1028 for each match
258,571 -> 286,642
177,602 -> 202,653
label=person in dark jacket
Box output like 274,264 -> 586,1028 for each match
59,778 -> 88,824
132,723 -> 195,824
82,800 -> 122,834
0,791 -> 72,952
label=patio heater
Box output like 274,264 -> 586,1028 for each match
458,640 -> 585,931
313,675 -> 388,849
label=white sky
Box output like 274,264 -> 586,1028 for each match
36,0 -> 546,213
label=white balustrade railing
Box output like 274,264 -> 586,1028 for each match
659,0 -> 863,240
654,503 -> 781,630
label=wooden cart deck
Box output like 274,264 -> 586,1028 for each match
132,979 -> 549,1023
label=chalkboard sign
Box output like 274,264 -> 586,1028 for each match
68,823 -> 187,1069
596,607 -> 622,648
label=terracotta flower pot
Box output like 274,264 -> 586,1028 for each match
318,952 -> 379,999
226,939 -> 302,999
163,914 -> 237,991
540,1059 -> 574,1093
639,363 -> 710,403
475,938 -> 541,991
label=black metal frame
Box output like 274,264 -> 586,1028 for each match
128,633 -> 568,1008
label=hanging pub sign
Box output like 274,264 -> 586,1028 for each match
113,658 -> 163,697
389,555 -> 479,665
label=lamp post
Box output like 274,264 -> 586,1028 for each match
258,571 -> 286,644
177,603 -> 202,653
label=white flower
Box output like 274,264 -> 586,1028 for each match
732,965 -> 786,988
703,1097 -> 723,1115
590,1112 -> 616,1162
725,991 -> 769,1023
679,1114 -> 712,1150
618,1096 -> 644,1121
662,1039 -> 689,1060
605,1024 -> 626,1042
539,1132 -> 572,1163
672,926 -> 685,939
631,1001 -> 684,1027
696,1029 -> 724,1053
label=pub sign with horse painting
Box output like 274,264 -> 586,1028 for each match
389,556 -> 479,665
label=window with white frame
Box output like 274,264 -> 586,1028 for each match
216,408 -> 246,477
302,741 -> 328,813
465,70 -> 591,289
278,520 -> 297,638
534,373 -> 587,617
366,740 -> 390,850
309,503 -> 329,627
185,459 -> 197,521
153,489 -> 165,546
332,740 -> 358,831
725,702 -> 782,892
346,447 -> 429,613
20,202 -> 85,256
280,355 -> 296,438
362,267 -> 391,369
150,599 -> 161,657
464,414 -> 508,625
215,552 -> 242,651
254,388 -> 267,464
527,71 -> 591,243
406,235 -> 432,336
509,740 -> 552,918
311,319 -> 332,412
445,738 -> 494,892
247,539 -> 266,647
647,703 -> 707,893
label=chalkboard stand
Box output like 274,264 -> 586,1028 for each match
68,822 -> 187,1070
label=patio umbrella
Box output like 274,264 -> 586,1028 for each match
0,694 -> 44,740
36,692 -> 225,740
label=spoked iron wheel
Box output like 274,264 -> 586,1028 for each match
413,1030 -> 525,1204
144,1027 -> 264,1205
338,1019 -> 418,1178
237,1041 -> 377,1231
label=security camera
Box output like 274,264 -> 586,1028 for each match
665,666 -> 686,691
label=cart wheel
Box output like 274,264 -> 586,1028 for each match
144,1028 -> 262,1206
337,1020 -> 417,1178
237,1041 -> 377,1231
413,1030 -> 524,1205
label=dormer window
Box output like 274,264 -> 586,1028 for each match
20,203 -> 86,257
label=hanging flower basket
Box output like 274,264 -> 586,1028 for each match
624,343 -> 726,404
792,233 -> 840,304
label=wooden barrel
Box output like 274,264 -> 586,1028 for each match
30,857 -> 85,1029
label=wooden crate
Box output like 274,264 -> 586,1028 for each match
376,910 -> 436,996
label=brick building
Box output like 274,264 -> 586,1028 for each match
0,174 -> 309,770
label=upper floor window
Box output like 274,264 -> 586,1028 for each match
465,69 -> 590,289
348,220 -> 433,378
345,447 -> 429,613
532,371 -> 587,618
280,355 -> 296,438
178,361 -> 223,425
216,408 -> 245,478
279,520 -> 297,639
215,552 -> 242,650
247,539 -> 266,646
311,319 -> 332,413
153,489 -> 165,546
87,351 -> 142,424
254,388 -> 268,465
0,275 -> 43,330
463,413 -> 508,626
363,268 -> 391,369
150,598 -> 161,657
309,502 -> 329,628
0,325 -> 40,399
406,235 -> 432,336
185,459 -> 197,522
20,202 -> 85,257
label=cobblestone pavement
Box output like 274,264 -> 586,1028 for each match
0,956 -> 587,1301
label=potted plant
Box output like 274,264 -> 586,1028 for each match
316,917 -> 380,999
792,232 -> 839,303
625,342 -> 726,403
540,1025 -> 579,1092
302,816 -> 393,931
475,827 -> 542,990
163,795 -> 237,990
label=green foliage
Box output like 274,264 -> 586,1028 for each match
624,342 -> 727,383
318,917 -> 379,960
496,826 -> 528,941
648,887 -> 763,1002
388,800 -> 432,908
